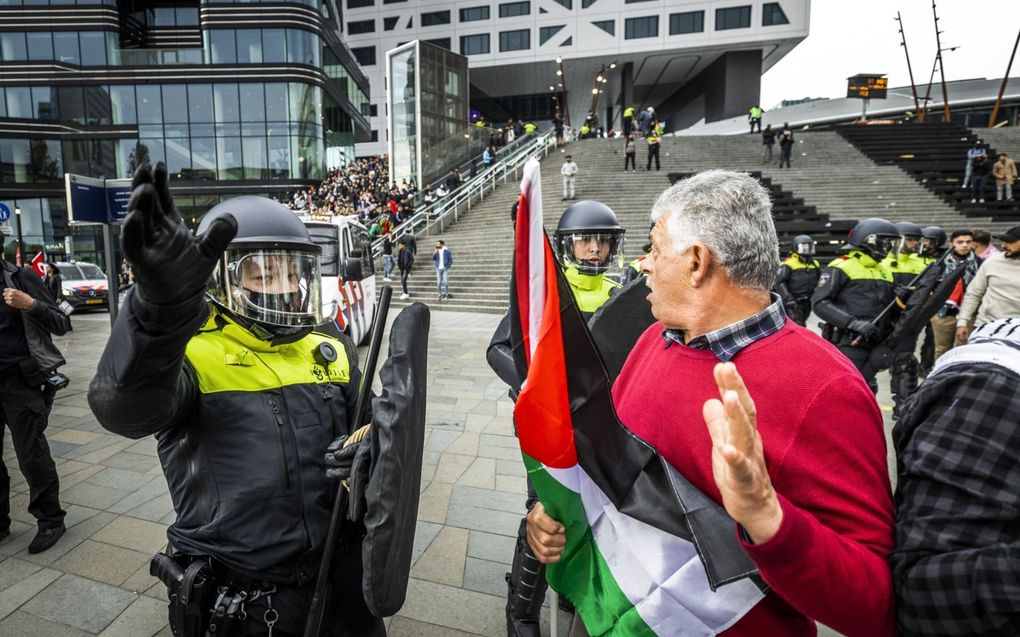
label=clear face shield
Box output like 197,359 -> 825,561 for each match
899,235 -> 921,255
559,232 -> 624,275
210,248 -> 324,327
794,241 -> 815,257
920,236 -> 940,256
868,234 -> 901,259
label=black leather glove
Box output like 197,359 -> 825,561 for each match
847,319 -> 879,340
324,434 -> 360,480
122,162 -> 237,305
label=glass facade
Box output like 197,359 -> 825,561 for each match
0,0 -> 369,265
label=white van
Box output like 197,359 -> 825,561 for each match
54,261 -> 109,311
299,214 -> 377,345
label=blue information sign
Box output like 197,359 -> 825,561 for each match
105,179 -> 133,223
65,174 -> 110,224
0,202 -> 10,223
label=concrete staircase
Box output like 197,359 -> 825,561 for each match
981,128 -> 1020,159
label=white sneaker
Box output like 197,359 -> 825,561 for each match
970,199 -> 976,203
383,277 -> 392,282
400,293 -> 409,300
979,199 -> 985,203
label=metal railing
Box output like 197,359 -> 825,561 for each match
370,131 -> 557,258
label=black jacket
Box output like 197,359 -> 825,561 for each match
2,259 -> 69,375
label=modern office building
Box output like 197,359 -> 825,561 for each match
0,0 -> 371,267
344,0 -> 810,156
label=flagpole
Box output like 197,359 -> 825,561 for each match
550,591 -> 559,637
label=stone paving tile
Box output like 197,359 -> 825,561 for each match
388,615 -> 480,636
462,556 -> 509,598
396,578 -> 505,636
52,539 -> 152,587
23,573 -> 138,634
0,520 -> 34,556
17,511 -> 118,567
49,429 -> 104,446
477,443 -> 522,462
0,567 -> 61,621
410,521 -> 443,569
410,526 -> 468,587
456,457 -> 495,490
91,517 -> 168,555
0,557 -> 42,593
451,485 -> 523,515
445,432 -> 480,456
467,530 -> 516,566
86,467 -> 156,491
495,474 -> 528,495
124,493 -> 175,523
431,452 -> 475,484
445,505 -> 520,538
99,451 -> 159,473
495,458 -> 527,478
61,481 -> 135,511
98,594 -> 167,637
417,482 -> 453,525
57,463 -> 105,490
0,610 -> 92,636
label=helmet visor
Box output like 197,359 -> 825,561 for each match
212,248 -> 324,327
559,232 -> 623,274
795,241 -> 815,256
871,234 -> 900,258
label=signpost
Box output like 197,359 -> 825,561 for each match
65,174 -> 133,325
847,74 -> 888,121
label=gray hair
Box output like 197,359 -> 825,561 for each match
650,170 -> 779,289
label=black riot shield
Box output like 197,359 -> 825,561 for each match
587,276 -> 657,381
888,264 -> 965,349
351,302 -> 430,617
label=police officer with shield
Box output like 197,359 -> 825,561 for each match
773,234 -> 820,326
487,200 -> 625,637
812,218 -> 901,393
88,163 -> 384,637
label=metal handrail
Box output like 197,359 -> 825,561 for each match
370,131 -> 556,258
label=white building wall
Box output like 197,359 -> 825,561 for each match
344,0 -> 809,156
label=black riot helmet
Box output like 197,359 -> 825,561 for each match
554,200 -> 625,275
895,221 -> 923,254
791,234 -> 815,259
198,196 -> 324,343
843,218 -> 901,261
920,226 -> 947,258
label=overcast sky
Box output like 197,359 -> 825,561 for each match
760,1 -> 1020,109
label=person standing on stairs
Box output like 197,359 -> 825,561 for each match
962,139 -> 986,189
624,134 -> 637,172
992,152 -> 1016,201
778,127 -> 794,168
646,128 -> 661,171
432,240 -> 452,302
761,124 -> 776,163
969,155 -> 990,203
561,154 -> 578,201
397,240 -> 414,300
748,104 -> 764,133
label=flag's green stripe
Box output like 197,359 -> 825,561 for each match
523,454 -> 657,637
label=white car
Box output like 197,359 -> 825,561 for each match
55,261 -> 109,311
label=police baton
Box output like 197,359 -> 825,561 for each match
305,285 -> 393,637
850,250 -> 950,347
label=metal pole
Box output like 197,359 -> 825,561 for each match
989,27 -> 1020,128
896,12 -> 922,117
932,0 -> 951,122
14,204 -> 24,267
102,223 -> 119,325
919,52 -> 939,124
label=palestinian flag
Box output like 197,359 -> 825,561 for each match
510,158 -> 768,636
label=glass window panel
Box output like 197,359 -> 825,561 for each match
0,89 -> 6,118
105,32 -> 119,65
460,5 -> 489,21
139,138 -> 165,171
499,29 -> 530,51
209,30 -> 237,64
348,19 -> 375,34
164,124 -> 189,139
215,122 -> 241,137
161,85 -> 188,124
236,29 -> 262,64
27,139 -> 62,182
53,32 -> 79,64
164,137 -> 191,180
762,3 -> 789,26
31,86 -> 57,120
190,123 -> 216,137
6,87 -> 31,118
188,84 -> 214,123
286,29 -> 318,66
26,32 -> 53,61
79,32 -> 107,65
624,15 -> 658,39
421,10 -> 450,27
0,139 -> 30,184
217,136 -> 243,180
263,29 -> 286,63
593,20 -> 614,36
383,16 -> 399,31
110,85 -> 137,124
214,83 -> 240,122
1,32 -> 27,62
241,122 -> 266,136
239,83 -> 266,122
498,2 -> 529,18
137,124 -> 164,137
153,7 -> 175,26
347,0 -> 373,7
136,85 -> 163,124
539,25 -> 563,45
61,140 -> 90,176
91,139 -> 116,179
84,85 -> 112,125
120,140 -> 150,177
242,136 -> 268,179
57,86 -> 86,124
176,7 -> 199,26
670,11 -> 704,34
189,137 -> 217,180
267,136 -> 290,179
351,46 -> 375,66
265,83 -> 289,121
716,6 -> 751,30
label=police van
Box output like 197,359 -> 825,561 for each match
296,213 -> 377,345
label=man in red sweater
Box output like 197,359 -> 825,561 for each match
527,170 -> 896,636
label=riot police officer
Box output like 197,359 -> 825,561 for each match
773,234 -> 821,326
812,218 -> 901,392
88,163 -> 383,637
881,222 -> 928,417
487,200 -> 624,637
917,226 -> 947,375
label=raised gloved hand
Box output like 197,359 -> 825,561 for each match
847,319 -> 878,340
122,162 -> 237,305
324,434 -> 360,480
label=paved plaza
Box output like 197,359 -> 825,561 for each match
0,306 -> 890,636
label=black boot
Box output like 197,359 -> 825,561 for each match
506,519 -> 547,637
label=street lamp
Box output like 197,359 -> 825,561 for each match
14,205 -> 23,267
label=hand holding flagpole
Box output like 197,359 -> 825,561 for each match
703,362 -> 784,544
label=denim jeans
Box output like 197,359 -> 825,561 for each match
383,254 -> 395,278
435,268 -> 449,297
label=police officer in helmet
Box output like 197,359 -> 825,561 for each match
488,200 -> 624,637
773,234 -> 820,326
88,163 -> 384,637
881,222 -> 928,416
917,226 -> 946,375
812,218 -> 901,392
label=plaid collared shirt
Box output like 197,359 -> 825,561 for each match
661,294 -> 787,361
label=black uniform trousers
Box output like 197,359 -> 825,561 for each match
0,366 -> 65,532
787,299 -> 812,327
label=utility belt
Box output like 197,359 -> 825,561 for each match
151,551 -> 281,637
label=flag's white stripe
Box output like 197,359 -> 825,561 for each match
521,158 -> 545,359
545,464 -> 764,636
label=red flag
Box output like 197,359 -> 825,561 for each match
31,252 -> 45,278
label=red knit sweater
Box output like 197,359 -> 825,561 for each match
613,320 -> 895,637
